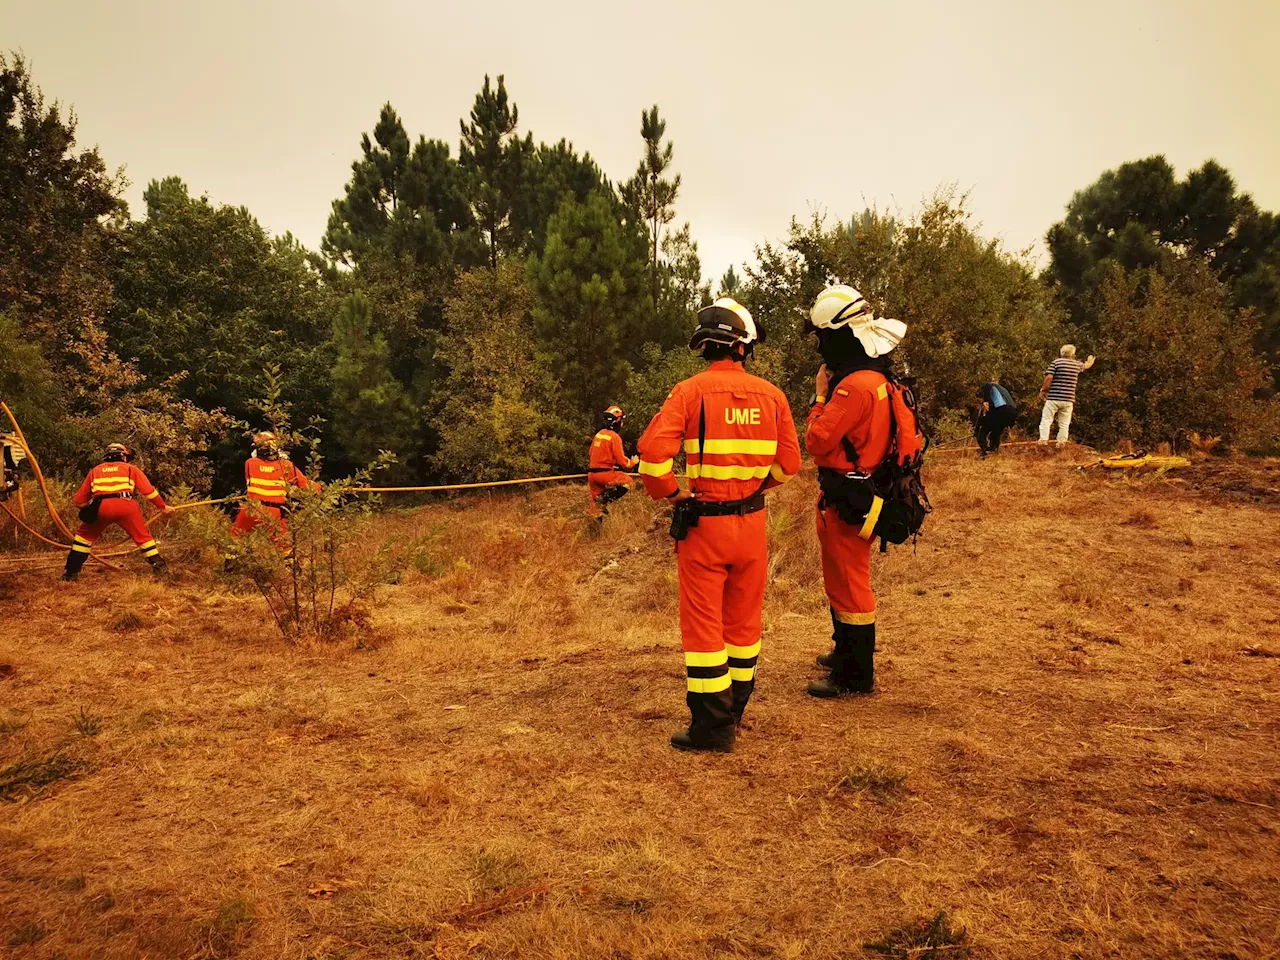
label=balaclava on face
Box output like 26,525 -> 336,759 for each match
817,326 -> 872,369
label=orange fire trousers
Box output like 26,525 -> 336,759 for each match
231,502 -> 287,538
816,504 -> 876,625
72,498 -> 159,557
677,510 -> 766,722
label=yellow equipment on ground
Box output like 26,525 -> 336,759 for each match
1097,452 -> 1192,470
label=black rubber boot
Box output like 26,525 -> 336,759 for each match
62,549 -> 89,582
597,485 -> 629,517
673,689 -> 736,753
816,650 -> 836,668
808,676 -> 858,698
730,678 -> 753,730
809,617 -> 875,697
146,555 -> 169,577
670,725 -> 735,753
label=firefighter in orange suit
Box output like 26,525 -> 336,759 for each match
588,405 -> 638,518
637,298 -> 802,753
63,443 -> 170,581
231,431 -> 315,542
804,285 -> 908,697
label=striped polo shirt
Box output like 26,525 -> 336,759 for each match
1045,358 -> 1086,402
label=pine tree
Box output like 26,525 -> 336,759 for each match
621,106 -> 681,307
527,192 -> 650,425
328,292 -> 417,470
459,75 -> 532,269
718,265 -> 742,298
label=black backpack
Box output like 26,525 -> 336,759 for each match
818,367 -> 932,551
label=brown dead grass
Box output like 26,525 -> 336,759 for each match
2,456 -> 1279,958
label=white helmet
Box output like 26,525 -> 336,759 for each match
809,284 -> 907,358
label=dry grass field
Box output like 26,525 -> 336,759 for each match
2,452 -> 1279,959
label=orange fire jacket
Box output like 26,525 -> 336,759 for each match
244,457 -> 312,504
74,462 -> 167,509
805,369 -> 894,472
637,359 -> 802,503
589,429 -> 630,472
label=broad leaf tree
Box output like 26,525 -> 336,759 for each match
1046,156 -> 1280,389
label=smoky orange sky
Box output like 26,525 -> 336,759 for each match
5,0 -> 1278,281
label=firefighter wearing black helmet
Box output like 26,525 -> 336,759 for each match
636,298 -> 802,753
588,405 -> 637,518
63,443 -> 171,581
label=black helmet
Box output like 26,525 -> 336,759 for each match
602,405 -> 625,431
689,298 -> 762,353
103,442 -> 135,463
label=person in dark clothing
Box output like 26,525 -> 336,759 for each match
975,382 -> 1018,455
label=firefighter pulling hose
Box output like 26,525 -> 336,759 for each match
62,443 -> 171,581
231,431 -> 318,547
587,405 -> 638,521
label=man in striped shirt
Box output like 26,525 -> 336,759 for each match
1038,344 -> 1096,444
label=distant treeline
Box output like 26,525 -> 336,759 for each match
2,52 -> 1277,494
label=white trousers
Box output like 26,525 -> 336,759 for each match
1039,400 -> 1074,443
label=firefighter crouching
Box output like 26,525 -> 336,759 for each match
231,431 -> 316,545
588,405 -> 638,519
63,443 -> 171,581
637,298 -> 802,753
804,285 -> 912,697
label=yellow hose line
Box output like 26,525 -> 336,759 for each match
2,401 -> 75,541
352,472 -> 607,494
0,500 -> 70,548
0,402 -> 122,570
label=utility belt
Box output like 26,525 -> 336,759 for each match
817,466 -> 925,550
670,492 -> 765,541
587,467 -> 613,474
78,491 -> 135,523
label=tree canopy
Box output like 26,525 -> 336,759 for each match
3,50 -> 1278,498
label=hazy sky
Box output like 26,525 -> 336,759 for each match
5,0 -> 1278,281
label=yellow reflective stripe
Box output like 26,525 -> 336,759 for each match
595,432 -> 612,441
683,438 -> 778,455
71,543 -> 91,554
725,641 -> 761,659
138,540 -> 157,550
687,674 -> 732,694
91,481 -> 134,491
144,490 -> 161,500
638,458 -> 674,477
73,536 -> 93,546
728,666 -> 755,681
833,609 -> 876,625
877,382 -> 889,400
769,463 -> 794,484
858,496 -> 883,540
247,483 -> 287,494
686,463 -> 771,480
247,479 -> 288,488
685,650 -> 729,668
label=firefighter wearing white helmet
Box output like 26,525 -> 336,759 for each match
808,284 -> 906,357
635,298 -> 802,753
804,284 -> 916,698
